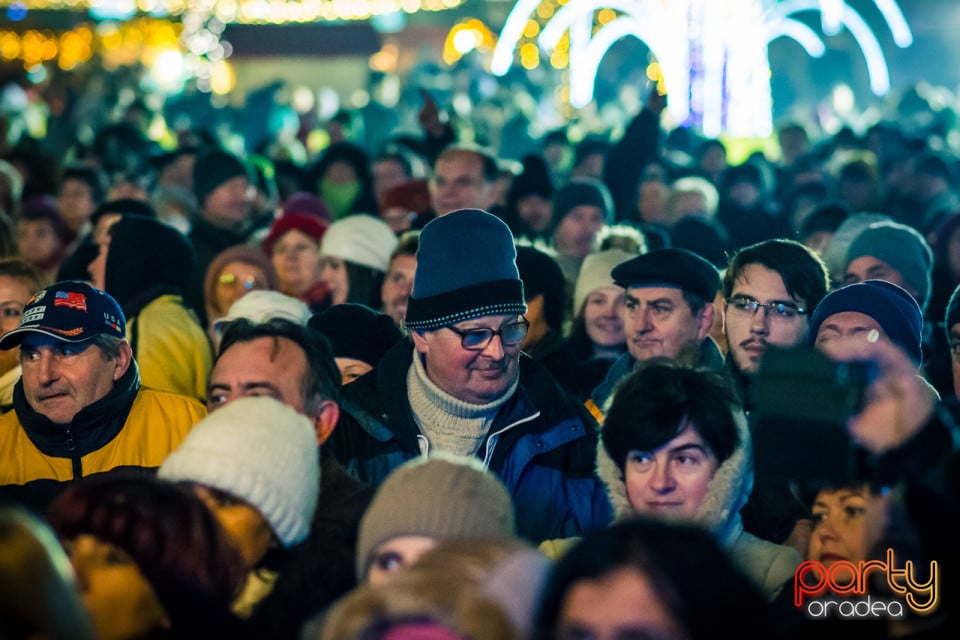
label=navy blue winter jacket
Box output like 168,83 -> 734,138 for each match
330,339 -> 613,542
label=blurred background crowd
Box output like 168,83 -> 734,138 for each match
0,0 -> 959,639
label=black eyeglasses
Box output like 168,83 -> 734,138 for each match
726,296 -> 806,320
445,319 -> 529,350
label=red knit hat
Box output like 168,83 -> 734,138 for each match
263,213 -> 329,255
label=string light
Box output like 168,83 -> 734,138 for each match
0,0 -> 465,23
4,0 -> 466,92
0,18 -> 177,71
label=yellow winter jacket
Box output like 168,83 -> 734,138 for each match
128,294 -> 213,402
0,367 -> 205,510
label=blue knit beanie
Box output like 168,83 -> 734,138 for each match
404,209 -> 527,330
808,280 -> 923,364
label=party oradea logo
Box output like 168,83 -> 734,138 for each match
794,549 -> 939,620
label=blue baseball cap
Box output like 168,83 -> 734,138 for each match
0,281 -> 126,350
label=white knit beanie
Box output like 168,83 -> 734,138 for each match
319,214 -> 398,272
158,397 -> 320,547
572,248 -> 637,313
212,290 -> 312,335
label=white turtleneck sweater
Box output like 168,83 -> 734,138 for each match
407,349 -> 518,458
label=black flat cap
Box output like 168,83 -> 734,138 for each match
611,248 -> 720,301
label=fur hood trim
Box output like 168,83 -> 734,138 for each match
596,401 -> 753,547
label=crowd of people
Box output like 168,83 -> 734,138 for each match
0,64 -> 958,639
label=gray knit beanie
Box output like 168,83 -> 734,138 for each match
821,212 -> 889,283
159,397 -> 320,547
356,452 -> 516,580
844,221 -> 933,312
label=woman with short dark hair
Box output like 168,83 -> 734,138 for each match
596,361 -> 801,600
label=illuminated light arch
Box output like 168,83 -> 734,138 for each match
492,0 -> 913,137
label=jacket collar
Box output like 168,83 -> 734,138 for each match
591,338 -> 726,408
13,362 -> 141,457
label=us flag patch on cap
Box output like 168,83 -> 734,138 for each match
54,291 -> 87,312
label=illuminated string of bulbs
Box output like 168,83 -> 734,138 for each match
0,18 -> 180,71
0,0 -> 465,23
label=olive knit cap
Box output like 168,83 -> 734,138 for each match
355,452 -> 516,580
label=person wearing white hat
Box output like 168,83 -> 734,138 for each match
159,396 -> 335,628
209,289 -> 311,351
557,249 -> 636,400
319,214 -> 398,309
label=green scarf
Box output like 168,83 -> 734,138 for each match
319,178 -> 360,220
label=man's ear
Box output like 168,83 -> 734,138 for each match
696,302 -> 715,341
410,331 -> 429,355
313,399 -> 340,446
113,341 -> 134,381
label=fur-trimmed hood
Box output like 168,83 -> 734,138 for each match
596,400 -> 753,548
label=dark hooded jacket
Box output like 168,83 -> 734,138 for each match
104,217 -> 212,400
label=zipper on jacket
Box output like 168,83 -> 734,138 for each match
66,426 -> 82,480
482,411 -> 541,468
416,434 -> 430,456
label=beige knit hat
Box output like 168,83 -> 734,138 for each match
572,248 -> 637,313
355,453 -> 516,579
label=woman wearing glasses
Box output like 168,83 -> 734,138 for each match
202,245 -> 278,344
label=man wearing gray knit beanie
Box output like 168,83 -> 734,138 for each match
332,208 -> 612,543
843,220 -> 933,313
